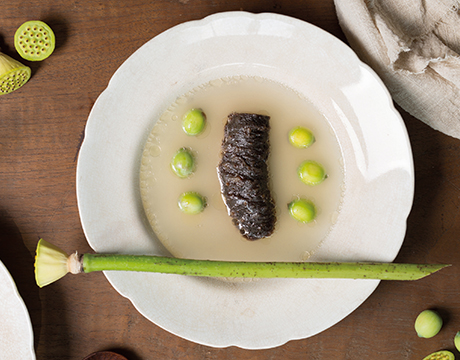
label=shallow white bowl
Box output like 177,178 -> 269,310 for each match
76,11 -> 414,349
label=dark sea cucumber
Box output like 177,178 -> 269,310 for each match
217,112 -> 276,240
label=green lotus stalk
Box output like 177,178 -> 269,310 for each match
34,239 -> 450,288
0,51 -> 31,95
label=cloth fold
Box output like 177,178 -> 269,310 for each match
334,0 -> 460,139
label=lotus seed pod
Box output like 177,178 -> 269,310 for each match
297,160 -> 327,186
34,239 -> 69,288
422,350 -> 454,360
0,52 -> 31,95
182,108 -> 206,136
288,199 -> 317,223
455,331 -> 460,352
14,20 -> 55,61
288,126 -> 315,148
414,309 -> 443,338
171,148 -> 195,178
178,192 -> 206,214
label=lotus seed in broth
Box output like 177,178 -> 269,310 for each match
140,76 -> 344,262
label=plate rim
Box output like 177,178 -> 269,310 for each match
76,11 -> 414,349
0,260 -> 36,359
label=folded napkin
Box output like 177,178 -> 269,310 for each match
334,0 -> 460,139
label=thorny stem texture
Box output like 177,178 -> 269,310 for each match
82,254 -> 449,280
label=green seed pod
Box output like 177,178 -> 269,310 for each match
288,199 -> 316,223
0,52 -> 31,95
297,160 -> 327,186
14,20 -> 55,61
422,350 -> 454,360
454,331 -> 460,352
182,108 -> 206,136
414,309 -> 443,338
171,148 -> 195,178
178,192 -> 206,214
288,126 -> 315,148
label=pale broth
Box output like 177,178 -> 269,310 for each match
140,76 -> 344,262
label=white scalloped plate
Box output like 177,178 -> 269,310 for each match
0,260 -> 35,359
76,12 -> 414,349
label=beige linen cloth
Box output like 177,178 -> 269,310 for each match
334,0 -> 460,139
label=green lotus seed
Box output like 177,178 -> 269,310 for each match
288,199 -> 316,223
182,108 -> 206,136
178,192 -> 206,214
455,331 -> 460,352
414,309 -> 443,338
14,20 -> 55,61
288,126 -> 315,148
297,160 -> 327,186
0,52 -> 31,95
170,148 -> 195,178
422,350 -> 454,360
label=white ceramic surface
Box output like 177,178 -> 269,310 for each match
0,260 -> 36,359
76,12 -> 414,349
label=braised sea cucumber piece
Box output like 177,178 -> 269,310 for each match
217,112 -> 276,240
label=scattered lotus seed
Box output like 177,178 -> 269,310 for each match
15,20 -> 55,61
422,350 -> 454,360
297,160 -> 327,186
178,192 -> 206,214
182,108 -> 206,136
170,147 -> 195,178
455,331 -> 460,352
415,309 -> 443,338
288,126 -> 315,148
288,199 -> 317,223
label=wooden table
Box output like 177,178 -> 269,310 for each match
1,1 -> 459,359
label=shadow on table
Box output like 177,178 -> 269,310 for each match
109,348 -> 143,360
0,208 -> 69,359
0,14 -> 69,80
394,107 -> 446,263
42,14 -> 70,54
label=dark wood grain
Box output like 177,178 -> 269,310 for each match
1,1 -> 459,359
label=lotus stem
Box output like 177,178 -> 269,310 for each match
34,239 -> 450,288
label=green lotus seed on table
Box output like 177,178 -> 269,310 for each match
288,126 -> 315,148
14,20 -> 55,61
455,331 -> 460,352
182,108 -> 206,136
288,199 -> 316,223
422,350 -> 454,360
414,309 -> 443,338
171,148 -> 195,178
0,52 -> 31,95
297,160 -> 327,186
178,192 -> 206,214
